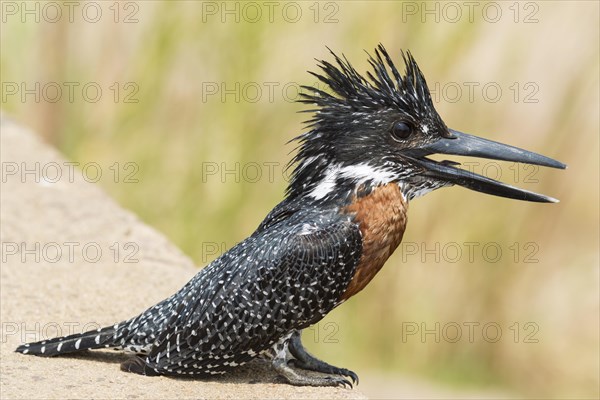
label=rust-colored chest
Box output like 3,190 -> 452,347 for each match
340,183 -> 408,301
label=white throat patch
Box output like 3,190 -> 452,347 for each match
309,163 -> 397,200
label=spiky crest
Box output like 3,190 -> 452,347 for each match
286,44 -> 436,200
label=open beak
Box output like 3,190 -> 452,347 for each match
408,130 -> 566,203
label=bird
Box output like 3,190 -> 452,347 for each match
16,44 -> 565,388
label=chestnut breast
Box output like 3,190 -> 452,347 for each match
339,183 -> 408,301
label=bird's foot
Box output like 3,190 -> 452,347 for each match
288,330 -> 358,385
272,358 -> 353,388
269,330 -> 357,388
287,358 -> 358,386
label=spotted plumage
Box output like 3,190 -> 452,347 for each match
16,44 -> 565,387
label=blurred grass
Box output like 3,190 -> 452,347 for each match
2,1 -> 598,398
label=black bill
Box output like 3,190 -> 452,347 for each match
408,129 -> 566,203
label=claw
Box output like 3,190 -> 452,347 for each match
330,367 -> 358,385
345,370 -> 359,385
329,376 -> 352,389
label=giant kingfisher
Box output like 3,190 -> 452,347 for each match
16,45 -> 565,387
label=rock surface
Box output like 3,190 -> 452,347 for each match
0,116 -> 366,399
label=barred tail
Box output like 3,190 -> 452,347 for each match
15,325 -> 119,356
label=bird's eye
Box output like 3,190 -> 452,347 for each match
391,121 -> 412,140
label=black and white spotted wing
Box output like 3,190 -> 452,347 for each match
141,212 -> 362,376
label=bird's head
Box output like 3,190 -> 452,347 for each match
286,44 -> 565,204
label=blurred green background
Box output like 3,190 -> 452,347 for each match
2,1 -> 598,398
